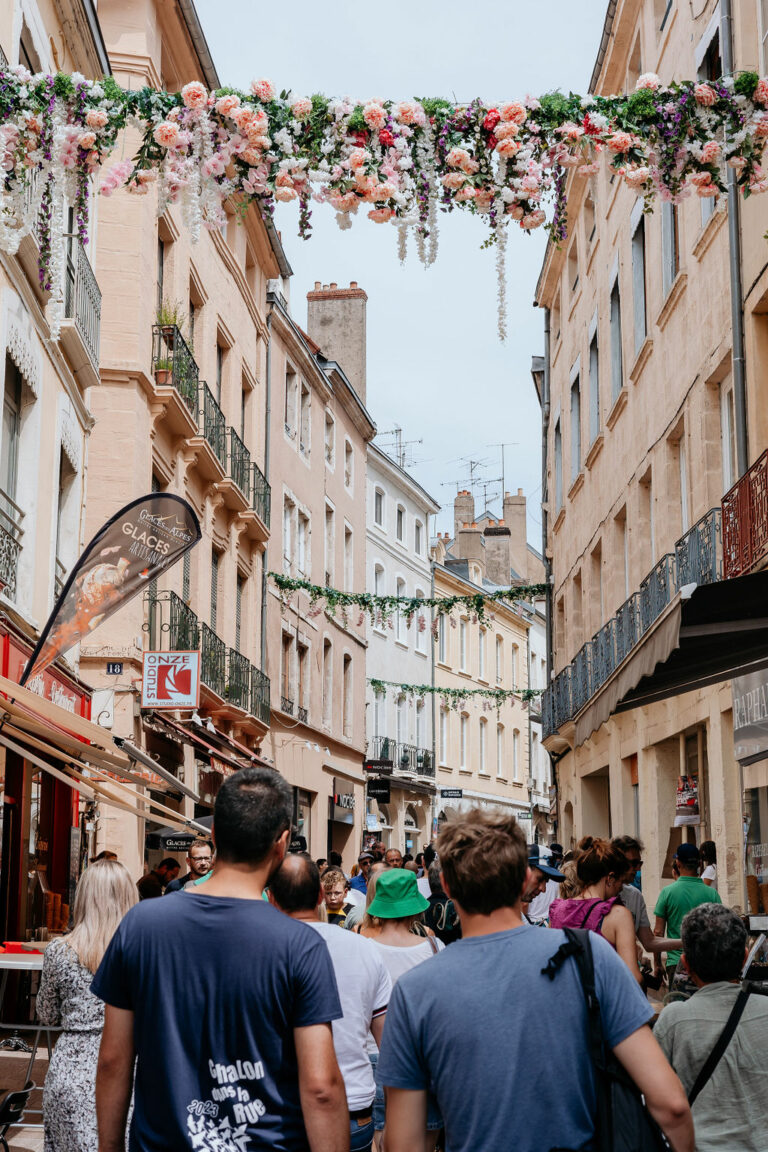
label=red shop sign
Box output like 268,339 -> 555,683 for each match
4,632 -> 90,719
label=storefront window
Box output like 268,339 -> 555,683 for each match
744,758 -> 768,914
293,788 -> 312,852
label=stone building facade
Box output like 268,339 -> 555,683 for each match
537,0 -> 768,909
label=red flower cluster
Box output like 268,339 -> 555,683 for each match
379,129 -> 395,148
484,108 -> 501,132
582,113 -> 602,137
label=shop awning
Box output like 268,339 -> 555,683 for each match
0,673 -> 206,835
149,712 -> 272,772
574,570 -> 768,746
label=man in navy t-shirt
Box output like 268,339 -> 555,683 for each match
377,810 -> 695,1152
92,767 -> 347,1152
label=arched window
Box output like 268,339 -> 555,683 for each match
496,723 -> 505,778
460,712 -> 469,770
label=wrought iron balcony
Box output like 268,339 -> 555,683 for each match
228,427 -> 251,499
54,556 -> 66,602
371,735 -> 395,762
722,449 -> 768,578
251,667 -> 271,726
251,461 -> 271,527
199,383 -> 226,468
201,622 -> 227,699
542,510 -> 724,739
227,647 -> 251,712
152,324 -> 199,416
0,491 -> 24,601
280,695 -> 295,716
676,508 -> 721,587
63,236 -> 101,372
371,737 -> 434,777
169,591 -> 200,650
297,704 -> 308,724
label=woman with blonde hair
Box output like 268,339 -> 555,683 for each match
37,859 -> 136,1151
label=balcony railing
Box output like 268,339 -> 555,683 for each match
228,428 -> 251,499
676,508 -> 721,587
297,704 -> 308,724
54,556 -> 66,602
370,737 -> 434,777
227,647 -> 251,712
169,591 -> 200,650
251,667 -> 271,726
199,383 -> 226,468
152,324 -> 199,416
543,509 -> 723,739
722,449 -> 768,579
0,491 -> 24,601
64,236 -> 101,368
201,622 -> 227,699
251,461 -> 271,527
280,695 -> 295,716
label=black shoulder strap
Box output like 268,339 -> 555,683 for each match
688,986 -> 751,1106
578,899 -> 603,929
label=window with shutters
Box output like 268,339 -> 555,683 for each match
570,374 -> 581,482
631,215 -> 647,354
235,574 -> 245,652
588,332 -> 600,444
210,549 -> 219,633
182,551 -> 191,603
610,279 -> 623,403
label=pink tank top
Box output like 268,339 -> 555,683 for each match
548,896 -> 620,942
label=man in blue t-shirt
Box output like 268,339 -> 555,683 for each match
92,767 -> 347,1152
377,810 -> 695,1152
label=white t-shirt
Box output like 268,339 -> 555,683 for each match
369,936 -> 444,985
527,878 -> 560,923
307,921 -> 392,1110
701,864 -> 718,891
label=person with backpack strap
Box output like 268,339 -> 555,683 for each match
655,904 -> 768,1152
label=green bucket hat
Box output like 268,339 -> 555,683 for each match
367,868 -> 430,919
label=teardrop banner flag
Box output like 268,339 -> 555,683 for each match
21,494 -> 201,686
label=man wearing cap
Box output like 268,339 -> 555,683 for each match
526,843 -> 565,923
654,843 -> 721,982
349,851 -> 374,895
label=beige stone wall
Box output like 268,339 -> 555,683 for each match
264,297 -> 373,870
539,0 -> 768,911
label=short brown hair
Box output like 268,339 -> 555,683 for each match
576,837 -> 628,887
437,809 -> 527,915
320,867 -> 346,892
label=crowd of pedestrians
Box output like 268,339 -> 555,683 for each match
31,766 -> 768,1152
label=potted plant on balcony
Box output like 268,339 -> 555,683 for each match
154,357 -> 172,386
156,299 -> 186,349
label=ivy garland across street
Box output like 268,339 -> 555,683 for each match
368,677 -> 543,711
2,66 -> 768,337
270,572 -> 547,629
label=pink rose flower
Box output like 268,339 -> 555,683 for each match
441,172 -> 465,189
330,192 -> 360,212
368,207 -> 394,222
153,121 -> 180,148
690,170 -> 714,187
246,110 -> 269,138
181,81 -> 208,110
694,83 -> 716,107
558,121 -> 584,142
499,101 -> 527,125
215,94 -> 241,118
202,155 -> 226,178
559,154 -> 581,168
240,146 -> 264,165
695,182 -> 718,198
520,174 -> 540,193
454,185 -> 476,201
363,102 -> 386,130
371,182 -> 396,201
507,203 -> 525,219
99,158 -> 134,196
755,114 -> 768,137
78,131 -> 97,150
728,155 -> 747,171
347,148 -> 368,170
755,78 -> 768,106
636,72 -> 661,91
521,208 -> 546,229
85,109 -> 108,129
274,186 -> 298,201
250,79 -> 276,103
608,131 -> 633,153
445,147 -> 470,169
395,101 -> 425,126
291,97 -> 313,121
495,122 -> 519,141
496,138 -> 520,158
701,140 -> 720,164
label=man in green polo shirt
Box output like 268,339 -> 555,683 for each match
654,843 -> 721,982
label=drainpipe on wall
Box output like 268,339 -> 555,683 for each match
541,307 -> 552,682
721,0 -> 749,476
526,621 -> 533,839
260,304 -> 273,672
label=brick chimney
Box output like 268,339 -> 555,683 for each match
484,518 -> 512,586
503,488 -> 528,581
456,521 -> 485,578
306,281 -> 367,402
453,489 -> 475,540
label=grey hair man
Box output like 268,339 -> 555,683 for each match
655,904 -> 768,1152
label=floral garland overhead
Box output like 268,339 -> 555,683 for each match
368,677 -> 542,711
270,572 -> 545,629
2,66 -> 768,338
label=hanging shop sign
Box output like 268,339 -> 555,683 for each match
22,494 -> 201,685
367,778 -> 391,804
674,775 -> 700,827
732,669 -> 768,766
364,758 -> 393,773
141,651 -> 200,710
332,778 -> 356,825
6,632 -> 90,718
441,788 -> 463,799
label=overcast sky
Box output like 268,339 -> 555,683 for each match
197,0 -> 608,545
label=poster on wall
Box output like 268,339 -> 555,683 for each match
22,494 -> 201,685
674,775 -> 700,827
